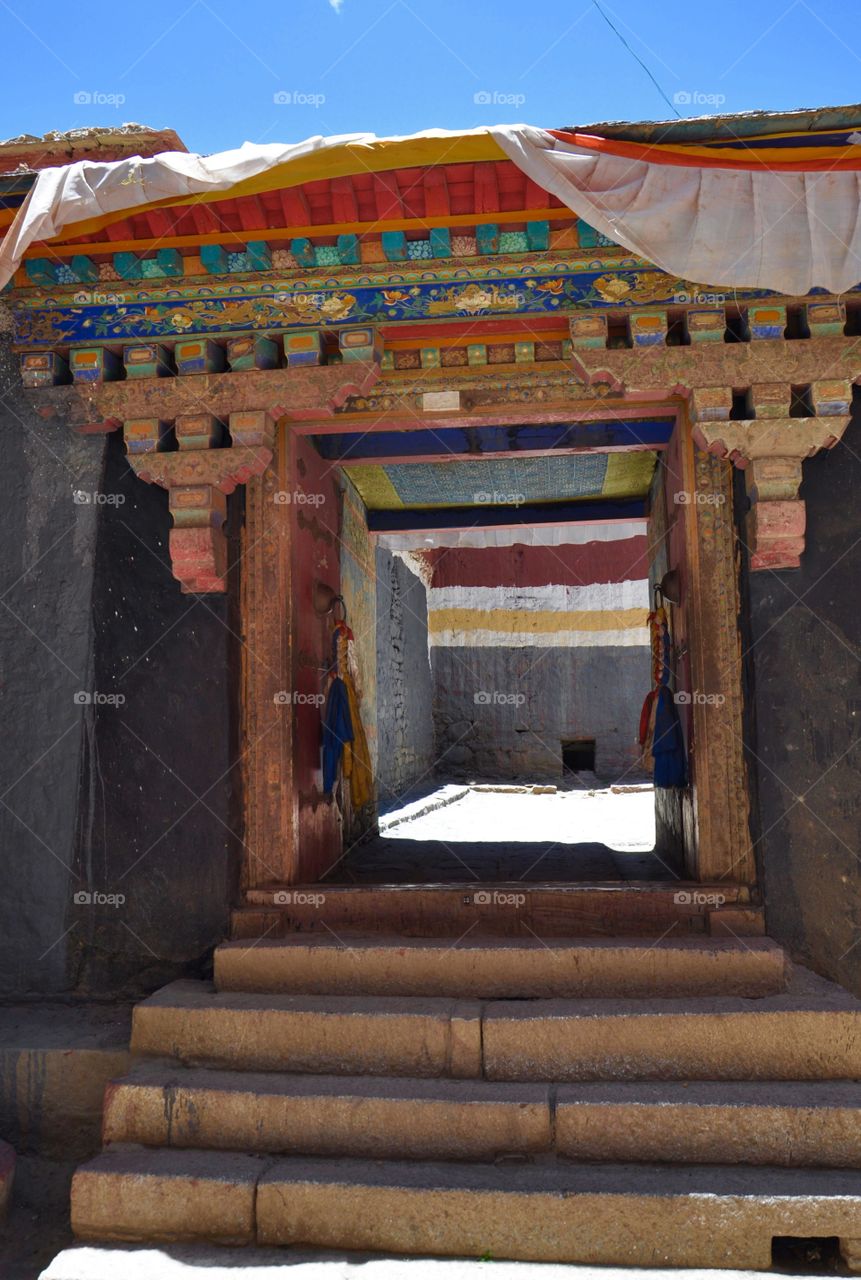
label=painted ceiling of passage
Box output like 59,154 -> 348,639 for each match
346,451 -> 658,511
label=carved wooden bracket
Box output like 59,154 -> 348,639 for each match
568,324 -> 857,571
128,413 -> 275,593
692,414 -> 851,570
26,361 -> 379,593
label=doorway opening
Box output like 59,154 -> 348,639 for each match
313,420 -> 691,886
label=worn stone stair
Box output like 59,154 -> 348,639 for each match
213,933 -> 786,998
67,934 -> 861,1269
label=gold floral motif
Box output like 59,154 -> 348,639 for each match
593,271 -> 678,304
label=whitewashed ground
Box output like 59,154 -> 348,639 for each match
381,783 -> 656,852
39,1249 -> 829,1279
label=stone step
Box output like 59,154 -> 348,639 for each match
71,1148 -> 861,1269
484,978 -> 861,1082
71,1149 -> 264,1246
103,1064 -> 861,1167
130,981 -> 481,1078
103,1064 -> 551,1160
214,934 -> 785,999
132,975 -> 861,1082
231,881 -> 759,940
555,1080 -> 861,1166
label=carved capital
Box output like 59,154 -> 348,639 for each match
168,487 -> 229,593
693,416 -> 850,571
691,417 -> 850,464
128,442 -> 274,593
129,444 -> 273,494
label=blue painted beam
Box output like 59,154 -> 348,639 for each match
367,498 -> 646,533
315,420 -> 674,462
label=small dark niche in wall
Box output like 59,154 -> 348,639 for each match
562,739 -> 596,773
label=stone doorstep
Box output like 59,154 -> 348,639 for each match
231,884 -> 762,942
128,973 -> 861,1082
212,935 -> 787,1000
70,1148 -> 861,1270
102,1064 -> 861,1168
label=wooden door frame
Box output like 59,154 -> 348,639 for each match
238,405 -> 754,892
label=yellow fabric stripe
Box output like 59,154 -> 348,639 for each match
428,607 -> 648,634
40,133 -> 508,243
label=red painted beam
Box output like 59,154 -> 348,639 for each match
373,173 -> 404,221
331,177 -> 359,223
474,162 -> 501,214
422,168 -> 451,218
279,186 -> 312,226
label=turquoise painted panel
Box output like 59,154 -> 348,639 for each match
430,228 -> 451,258
201,245 -> 229,274
337,234 -> 360,265
382,231 -> 407,261
70,255 -> 99,284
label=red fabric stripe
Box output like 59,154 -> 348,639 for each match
427,538 -> 649,588
547,129 -> 861,171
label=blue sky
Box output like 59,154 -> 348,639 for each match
1,0 -> 860,155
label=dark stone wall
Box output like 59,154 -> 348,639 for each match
375,549 -> 435,806
432,646 -> 648,781
0,337 -> 105,997
0,335 -> 238,998
70,431 -> 239,996
744,394 -> 861,995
